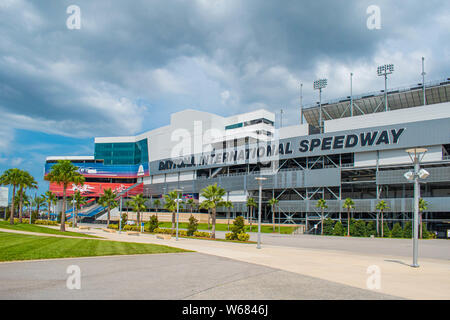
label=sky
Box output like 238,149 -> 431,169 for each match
0,0 -> 449,196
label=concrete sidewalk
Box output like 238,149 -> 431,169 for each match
63,226 -> 450,300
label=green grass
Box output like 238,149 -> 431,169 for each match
0,232 -> 189,262
0,220 -> 100,238
157,222 -> 298,234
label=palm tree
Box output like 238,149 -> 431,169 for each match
45,160 -> 85,231
153,199 -> 161,218
44,191 -> 57,221
17,171 -> 37,223
376,200 -> 389,237
164,190 -> 179,231
223,201 -> 234,231
200,183 -> 226,239
187,198 -> 195,213
342,198 -> 355,236
128,194 -> 146,228
73,191 -> 87,227
98,188 -> 118,226
246,197 -> 257,232
419,198 -> 428,239
0,168 -> 22,225
316,199 -> 328,235
33,195 -> 46,220
268,197 -> 279,232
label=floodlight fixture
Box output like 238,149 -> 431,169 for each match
404,171 -> 414,181
377,64 -> 394,112
313,78 -> 328,133
418,168 -> 429,179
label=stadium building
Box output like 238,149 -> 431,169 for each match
44,77 -> 450,237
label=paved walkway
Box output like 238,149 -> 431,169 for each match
60,226 -> 450,300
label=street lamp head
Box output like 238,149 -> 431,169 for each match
418,168 -> 430,179
405,148 -> 428,155
255,177 -> 267,181
313,79 -> 328,90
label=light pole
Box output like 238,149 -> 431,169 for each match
350,73 -> 354,116
255,176 -> 267,249
174,188 -> 184,241
404,148 -> 429,268
119,196 -> 122,234
421,57 -> 426,106
313,79 -> 328,133
377,64 -> 394,112
300,83 -> 303,124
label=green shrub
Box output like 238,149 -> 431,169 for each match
193,231 -> 211,238
121,213 -> 128,227
229,216 -> 245,240
352,220 -> 366,237
123,225 -> 138,231
403,221 -> 413,238
322,218 -> 335,235
332,221 -> 345,236
382,222 -> 391,237
225,232 -> 233,240
108,224 -> 119,230
31,210 -> 38,224
366,221 -> 376,237
391,222 -> 403,238
148,215 -> 159,232
187,215 -> 199,236
237,232 -> 250,241
35,219 -> 58,226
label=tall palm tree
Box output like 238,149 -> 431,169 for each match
316,198 -> 328,235
0,168 -> 22,225
45,160 -> 85,231
342,198 -> 355,236
164,190 -> 179,231
376,200 -> 389,237
44,190 -> 57,221
419,198 -> 428,239
153,199 -> 161,218
98,188 -> 118,226
200,183 -> 226,239
246,197 -> 257,232
17,171 -> 37,223
268,197 -> 279,232
128,194 -> 147,228
73,191 -> 87,227
223,201 -> 234,231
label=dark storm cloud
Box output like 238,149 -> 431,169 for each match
0,0 -> 448,139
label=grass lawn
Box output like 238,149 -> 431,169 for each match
157,222 -> 298,234
0,232 -> 189,262
0,220 -> 100,238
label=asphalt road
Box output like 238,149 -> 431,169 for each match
0,252 -> 399,300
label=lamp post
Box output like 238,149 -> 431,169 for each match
404,148 -> 429,268
377,64 -> 394,112
255,176 -> 267,249
313,79 -> 328,133
174,188 -> 184,241
119,196 -> 122,234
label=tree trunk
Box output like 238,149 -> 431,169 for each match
227,207 -> 230,231
75,208 -> 78,228
249,207 -> 253,232
419,212 -> 422,239
207,210 -> 210,230
60,187 -> 66,232
137,210 -> 141,229
376,212 -> 379,236
171,211 -> 175,231
381,211 -> 384,237
347,209 -> 350,236
211,208 -> 216,239
18,187 -> 23,223
10,185 -> 16,225
321,208 -> 324,235
272,205 -> 275,232
107,207 -> 111,226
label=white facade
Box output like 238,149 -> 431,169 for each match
0,187 -> 8,207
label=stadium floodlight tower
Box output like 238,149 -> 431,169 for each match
377,64 -> 394,112
404,148 -> 429,268
313,78 -> 328,133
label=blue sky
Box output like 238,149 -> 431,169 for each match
0,0 -> 449,197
